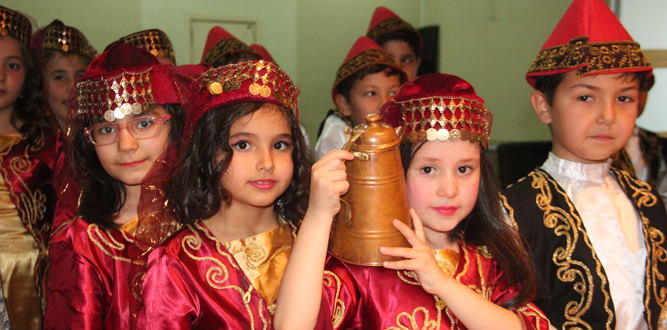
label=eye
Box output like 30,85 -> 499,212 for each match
96,125 -> 116,135
577,95 -> 592,102
7,62 -> 21,71
401,57 -> 413,64
134,118 -> 155,130
457,166 -> 472,175
389,90 -> 397,97
617,96 -> 633,103
364,91 -> 376,97
231,140 -> 250,150
53,74 -> 66,82
420,166 -> 435,175
273,141 -> 291,150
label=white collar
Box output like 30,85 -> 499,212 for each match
542,152 -> 611,183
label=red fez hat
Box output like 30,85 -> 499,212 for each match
74,42 -> 185,122
200,26 -> 259,65
366,6 -> 421,50
332,36 -> 406,103
31,20 -> 96,68
250,44 -> 276,63
526,0 -> 652,87
119,29 -> 176,65
380,73 -> 492,148
0,6 -> 31,46
189,60 -> 298,135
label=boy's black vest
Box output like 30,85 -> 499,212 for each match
501,168 -> 667,330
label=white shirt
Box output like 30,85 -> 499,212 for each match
314,114 -> 350,160
542,153 -> 648,330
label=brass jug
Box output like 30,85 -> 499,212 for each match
329,114 -> 412,266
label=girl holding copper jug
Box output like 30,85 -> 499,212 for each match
274,74 -> 550,330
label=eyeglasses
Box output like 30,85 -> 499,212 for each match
84,114 -> 171,146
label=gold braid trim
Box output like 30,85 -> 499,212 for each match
367,17 -> 420,42
528,36 -> 651,78
530,170 -> 613,329
323,271 -> 345,328
202,38 -> 257,65
334,48 -> 399,89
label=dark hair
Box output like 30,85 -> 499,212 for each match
400,140 -> 538,309
211,52 -> 261,68
534,71 -> 649,106
169,102 -> 312,225
42,50 -> 93,70
71,104 -> 186,229
12,39 -> 53,145
376,30 -> 421,58
337,65 -> 404,102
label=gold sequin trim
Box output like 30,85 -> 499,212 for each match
528,36 -> 651,78
0,7 -> 30,45
202,38 -> 257,65
42,24 -> 93,58
120,30 -> 176,64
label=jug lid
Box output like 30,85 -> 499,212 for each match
352,114 -> 399,147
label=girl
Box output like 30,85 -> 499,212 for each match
140,60 -> 311,329
0,6 -> 62,330
366,6 -> 422,80
30,20 -> 96,132
44,43 -> 187,330
275,73 -> 551,329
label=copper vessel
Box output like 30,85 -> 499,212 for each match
329,114 -> 412,266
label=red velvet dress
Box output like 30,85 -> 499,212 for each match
319,240 -> 551,330
44,218 -> 149,330
140,221 -> 295,330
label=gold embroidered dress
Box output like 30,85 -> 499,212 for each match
140,221 -> 295,329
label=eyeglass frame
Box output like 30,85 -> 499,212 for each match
83,114 -> 172,146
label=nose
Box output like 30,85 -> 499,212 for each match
597,100 -> 617,125
437,172 -> 458,198
0,67 -> 5,83
378,91 -> 392,110
256,147 -> 275,172
117,127 -> 138,153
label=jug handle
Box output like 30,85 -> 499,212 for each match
340,199 -> 352,225
342,127 -> 363,151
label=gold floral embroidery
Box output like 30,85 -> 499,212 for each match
528,35 -> 651,78
385,304 -> 441,330
530,170 -> 613,329
499,192 -> 520,229
86,223 -> 145,266
323,271 -> 345,328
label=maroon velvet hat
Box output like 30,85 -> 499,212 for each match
526,0 -> 652,87
366,7 -> 422,50
200,26 -> 259,65
332,36 -> 406,103
381,73 -> 492,148
0,5 -> 31,46
30,20 -> 96,69
119,29 -> 176,65
74,42 -> 185,123
189,60 -> 298,134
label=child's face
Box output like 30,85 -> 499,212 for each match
339,71 -> 401,127
0,36 -> 26,113
382,39 -> 419,81
406,140 -> 480,239
45,53 -> 88,125
221,103 -> 294,211
94,106 -> 172,187
531,70 -> 639,164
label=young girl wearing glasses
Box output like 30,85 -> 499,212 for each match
44,43 -> 187,330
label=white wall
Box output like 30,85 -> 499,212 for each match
620,0 -> 667,133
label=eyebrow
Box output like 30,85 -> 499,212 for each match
229,132 -> 293,139
569,83 -> 637,93
418,156 -> 479,163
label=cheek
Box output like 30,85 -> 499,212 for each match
406,178 -> 429,212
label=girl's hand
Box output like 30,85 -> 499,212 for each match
308,150 -> 354,221
380,209 -> 450,295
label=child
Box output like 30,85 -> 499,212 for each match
200,26 -> 260,67
44,43 -> 187,330
315,36 -> 405,160
30,20 -> 96,132
0,6 -> 62,330
275,73 -> 550,330
118,29 -> 176,67
367,6 -> 422,80
140,60 -> 312,329
499,0 -> 665,329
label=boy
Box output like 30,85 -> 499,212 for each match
315,36 -> 405,160
367,6 -> 422,80
500,0 -> 667,329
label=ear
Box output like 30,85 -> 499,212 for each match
530,90 -> 552,124
334,93 -> 352,117
416,57 -> 422,70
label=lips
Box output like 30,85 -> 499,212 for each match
249,179 -> 276,190
590,134 -> 613,141
118,159 -> 146,167
432,206 -> 458,216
